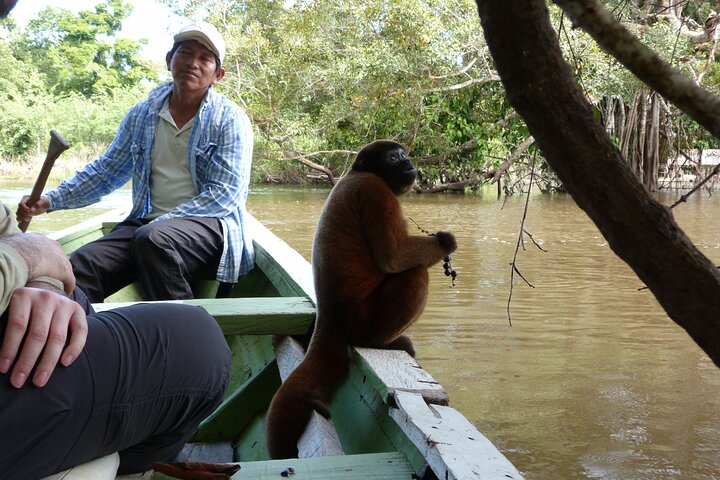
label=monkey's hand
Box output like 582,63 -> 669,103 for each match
434,231 -> 457,255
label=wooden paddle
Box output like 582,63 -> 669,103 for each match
18,130 -> 70,232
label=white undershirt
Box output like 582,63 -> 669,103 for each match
147,97 -> 197,219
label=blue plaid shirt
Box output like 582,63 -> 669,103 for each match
46,82 -> 255,283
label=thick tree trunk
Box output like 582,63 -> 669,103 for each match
475,0 -> 720,366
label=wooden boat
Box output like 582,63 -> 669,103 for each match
50,210 -> 523,480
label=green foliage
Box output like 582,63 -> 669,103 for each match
190,0 -> 517,184
10,0 -> 155,97
0,0 -> 157,158
3,0 -> 720,187
0,85 -> 148,158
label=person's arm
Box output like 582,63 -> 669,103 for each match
38,104 -> 141,214
155,103 -> 253,220
0,233 -> 74,295
0,231 -> 87,388
15,196 -> 51,224
0,230 -> 73,313
0,243 -> 27,313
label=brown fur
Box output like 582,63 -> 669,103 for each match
265,140 -> 457,459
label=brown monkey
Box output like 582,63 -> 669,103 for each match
265,140 -> 457,459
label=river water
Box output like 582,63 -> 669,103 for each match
1,182 -> 719,479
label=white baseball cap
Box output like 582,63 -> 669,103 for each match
174,21 -> 225,64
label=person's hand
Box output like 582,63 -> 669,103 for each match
0,286 -> 88,388
16,195 -> 51,224
0,233 -> 74,294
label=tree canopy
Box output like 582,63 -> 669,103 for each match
1,0 -> 720,192
14,0 -> 154,96
0,0 -> 157,157
161,0 -> 720,190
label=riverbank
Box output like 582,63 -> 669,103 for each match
3,152 -> 716,194
0,150 -> 98,183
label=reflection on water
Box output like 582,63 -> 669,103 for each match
2,182 -> 719,479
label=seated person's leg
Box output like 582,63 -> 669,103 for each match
131,217 -> 223,300
0,303 -> 230,479
70,220 -> 144,303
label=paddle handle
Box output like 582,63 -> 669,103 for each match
18,130 -> 70,232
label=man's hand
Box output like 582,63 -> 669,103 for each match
16,195 -> 51,224
0,233 -> 74,294
0,286 -> 88,388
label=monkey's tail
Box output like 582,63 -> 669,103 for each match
265,336 -> 350,459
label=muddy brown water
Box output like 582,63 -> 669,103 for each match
2,183 -> 719,479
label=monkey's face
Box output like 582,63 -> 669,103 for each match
383,147 -> 417,194
353,141 -> 417,195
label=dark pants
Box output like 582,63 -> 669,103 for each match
0,302 -> 231,480
70,217 -> 224,302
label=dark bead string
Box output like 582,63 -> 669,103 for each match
408,217 -> 458,287
442,255 -> 457,287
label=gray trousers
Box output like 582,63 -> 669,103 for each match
0,299 -> 231,480
70,217 -> 224,303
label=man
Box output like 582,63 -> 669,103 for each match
0,200 -> 231,479
17,21 -> 254,302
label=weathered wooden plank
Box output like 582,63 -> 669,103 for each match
103,283 -> 145,303
93,297 -> 315,336
225,334 -> 275,394
297,411 -> 345,459
272,336 -> 344,458
178,443 -> 234,463
151,453 -> 414,480
390,391 -> 523,480
273,335 -> 307,381
225,452 -> 413,480
354,348 -> 448,406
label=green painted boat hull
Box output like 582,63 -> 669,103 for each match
51,211 -> 522,480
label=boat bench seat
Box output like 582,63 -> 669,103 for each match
41,452 -> 414,480
95,297 -> 316,336
153,452 -> 415,480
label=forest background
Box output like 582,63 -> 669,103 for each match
1,0 -> 719,195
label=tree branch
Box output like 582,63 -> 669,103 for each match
413,173 -> 494,193
669,162 -> 720,209
286,149 -> 356,185
421,74 -> 501,94
415,138 -> 479,166
491,136 -> 535,183
477,0 -> 720,366
427,56 -> 479,80
552,0 -> 720,139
